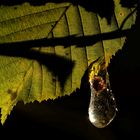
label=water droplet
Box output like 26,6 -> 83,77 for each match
88,74 -> 116,128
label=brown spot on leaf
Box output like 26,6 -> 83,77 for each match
14,6 -> 17,10
7,89 -> 17,101
120,12 -> 124,16
65,52 -> 69,56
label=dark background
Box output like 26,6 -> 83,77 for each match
0,0 -> 140,140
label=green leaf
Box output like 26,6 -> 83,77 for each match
0,0 -> 137,124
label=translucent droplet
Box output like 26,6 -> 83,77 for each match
88,73 -> 117,128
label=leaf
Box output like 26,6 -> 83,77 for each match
0,0 -> 137,124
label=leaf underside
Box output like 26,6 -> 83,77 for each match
0,0 -> 137,124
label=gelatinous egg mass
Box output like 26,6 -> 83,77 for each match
88,74 -> 117,128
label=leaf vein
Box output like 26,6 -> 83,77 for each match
47,4 -> 72,37
77,6 -> 88,68
64,14 -> 72,91
0,21 -> 56,38
0,6 -> 70,24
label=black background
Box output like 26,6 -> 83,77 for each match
0,0 -> 140,140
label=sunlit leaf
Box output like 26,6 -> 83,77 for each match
0,0 -> 137,124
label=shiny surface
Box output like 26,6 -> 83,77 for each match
88,72 -> 117,128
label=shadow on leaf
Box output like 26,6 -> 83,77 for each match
0,45 -> 74,91
0,0 -> 138,92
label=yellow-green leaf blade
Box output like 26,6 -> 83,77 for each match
0,0 -> 137,124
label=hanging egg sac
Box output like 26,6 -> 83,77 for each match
88,71 -> 117,128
